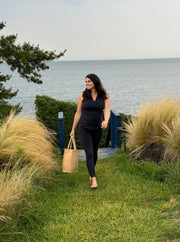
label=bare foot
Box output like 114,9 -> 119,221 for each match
90,177 -> 98,189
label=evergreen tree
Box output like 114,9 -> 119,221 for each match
0,22 -> 66,117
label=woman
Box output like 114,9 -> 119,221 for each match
70,74 -> 110,189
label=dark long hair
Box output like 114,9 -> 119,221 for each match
83,74 -> 108,100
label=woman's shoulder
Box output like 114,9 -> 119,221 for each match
106,93 -> 109,99
78,92 -> 84,101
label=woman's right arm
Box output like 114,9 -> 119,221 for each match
70,93 -> 83,137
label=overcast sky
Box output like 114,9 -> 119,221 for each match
1,0 -> 180,60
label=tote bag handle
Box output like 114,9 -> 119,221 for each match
67,137 -> 77,150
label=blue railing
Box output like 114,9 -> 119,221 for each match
58,110 -> 122,154
110,110 -> 121,148
58,112 -> 65,155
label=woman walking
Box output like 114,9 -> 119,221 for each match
70,74 -> 110,189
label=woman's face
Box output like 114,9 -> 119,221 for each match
85,78 -> 95,90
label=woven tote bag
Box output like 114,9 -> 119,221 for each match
62,137 -> 79,173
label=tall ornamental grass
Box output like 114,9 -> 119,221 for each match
0,113 -> 58,222
125,96 -> 180,162
163,118 -> 180,159
0,166 -> 35,222
0,112 -> 57,173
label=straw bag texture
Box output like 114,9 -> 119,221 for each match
62,137 -> 79,173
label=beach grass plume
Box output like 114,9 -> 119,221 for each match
125,96 -> 180,162
0,112 -> 57,173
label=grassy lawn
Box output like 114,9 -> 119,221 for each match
1,150 -> 179,242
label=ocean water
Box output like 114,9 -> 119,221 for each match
1,58 -> 180,115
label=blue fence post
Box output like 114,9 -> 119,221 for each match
111,110 -> 121,148
58,112 -> 65,155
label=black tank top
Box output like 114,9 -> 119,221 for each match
79,95 -> 105,130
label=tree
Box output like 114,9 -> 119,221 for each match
0,22 -> 66,118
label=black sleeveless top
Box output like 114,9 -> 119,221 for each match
79,95 -> 105,130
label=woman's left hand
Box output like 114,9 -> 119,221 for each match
101,121 -> 108,129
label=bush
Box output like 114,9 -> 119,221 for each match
125,96 -> 180,162
0,112 -> 57,173
35,95 -> 110,149
35,95 -> 81,148
120,112 -> 132,127
0,112 -> 58,222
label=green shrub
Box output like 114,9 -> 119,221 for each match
120,112 -> 132,127
35,95 -> 79,148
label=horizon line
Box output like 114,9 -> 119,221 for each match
57,56 -> 180,62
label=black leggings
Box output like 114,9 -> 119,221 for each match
78,126 -> 102,177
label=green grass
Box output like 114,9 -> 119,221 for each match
0,150 -> 179,241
